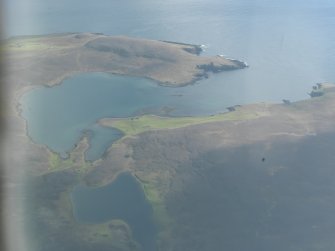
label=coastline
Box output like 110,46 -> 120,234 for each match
16,78 -> 335,177
9,45 -> 335,251
4,32 -> 249,177
6,32 -> 335,210
6,32 -> 247,93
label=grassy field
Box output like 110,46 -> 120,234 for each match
100,107 -> 267,137
46,137 -> 92,175
4,42 -> 50,51
2,37 -> 56,51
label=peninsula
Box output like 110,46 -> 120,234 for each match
4,32 -> 246,100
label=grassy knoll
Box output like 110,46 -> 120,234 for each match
76,219 -> 140,250
3,37 -> 56,51
4,41 -> 51,51
2,34 -> 86,52
100,106 -> 267,137
141,181 -> 173,227
48,152 -> 74,171
47,137 -> 92,174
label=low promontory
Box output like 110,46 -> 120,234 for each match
4,32 -> 247,97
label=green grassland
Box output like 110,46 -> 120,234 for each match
76,219 -> 140,250
2,35 -> 83,52
47,146 -> 92,174
48,152 -> 74,171
101,107 -> 266,137
138,174 -> 174,226
134,173 -> 176,250
2,38 -> 55,52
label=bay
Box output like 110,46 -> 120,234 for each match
16,0 -> 335,158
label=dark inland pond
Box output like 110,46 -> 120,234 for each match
71,172 -> 157,251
